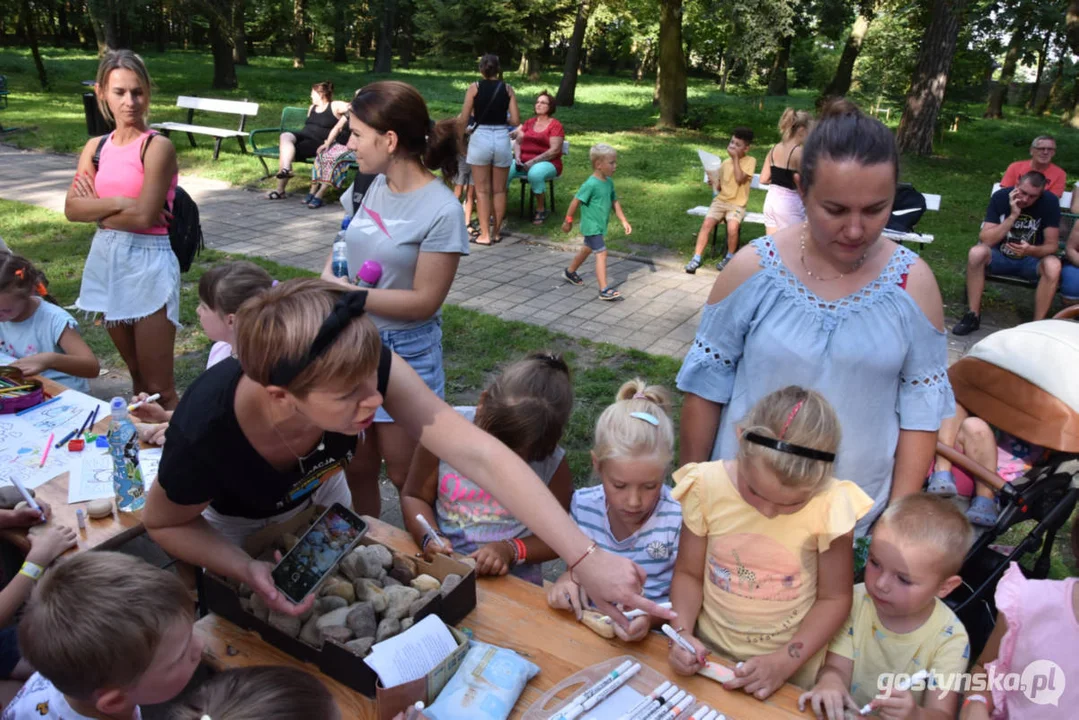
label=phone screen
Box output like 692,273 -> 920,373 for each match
271,503 -> 368,604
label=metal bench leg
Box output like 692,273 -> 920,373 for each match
710,224 -> 718,257
213,137 -> 223,160
258,156 -> 271,179
237,136 -> 248,154
549,180 -> 556,215
186,132 -> 197,149
519,180 -> 526,219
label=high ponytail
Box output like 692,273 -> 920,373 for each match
593,378 -> 675,467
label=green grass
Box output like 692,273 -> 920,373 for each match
0,197 -> 680,485
4,47 -> 1079,316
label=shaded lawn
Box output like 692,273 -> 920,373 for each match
3,48 -> 1079,317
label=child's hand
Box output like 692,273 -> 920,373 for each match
26,523 -> 78,567
129,393 -> 170,423
136,422 -> 168,446
612,615 -> 651,643
797,676 -> 860,720
470,541 -> 514,576
11,355 -> 49,377
667,631 -> 709,676
621,221 -> 632,235
546,571 -> 589,618
561,219 -> 572,233
421,535 -> 454,561
725,650 -> 797,701
870,687 -> 917,720
0,501 -> 52,529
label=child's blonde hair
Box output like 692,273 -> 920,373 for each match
594,379 -> 674,467
18,552 -> 193,699
590,143 -> 617,164
778,107 -> 813,141
737,386 -> 840,489
476,352 -> 573,463
170,666 -> 337,720
875,494 -> 973,578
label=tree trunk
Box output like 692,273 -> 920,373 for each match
209,20 -> 237,89
333,0 -> 347,62
1042,43 -> 1068,115
656,0 -> 687,127
374,0 -> 395,73
19,0 -> 49,90
87,0 -> 116,52
1068,0 -> 1079,58
766,35 -> 792,96
823,14 -> 871,98
1067,77 -> 1079,128
292,0 -> 306,68
985,10 -> 1030,119
233,0 -> 248,64
1027,32 -> 1051,110
719,53 -> 730,93
556,0 -> 590,107
896,0 -> 967,156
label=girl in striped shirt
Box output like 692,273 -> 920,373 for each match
546,378 -> 681,642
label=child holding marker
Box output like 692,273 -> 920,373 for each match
667,386 -> 873,699
0,253 -> 99,392
402,352 -> 574,583
130,261 -> 274,444
799,494 -> 972,720
547,379 -> 681,641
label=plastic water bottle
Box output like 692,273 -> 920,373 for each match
107,397 -> 145,512
356,260 -> 383,289
332,236 -> 349,279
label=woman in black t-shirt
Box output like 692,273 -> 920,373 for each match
145,279 -> 669,624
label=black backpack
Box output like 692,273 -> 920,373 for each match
886,183 -> 928,233
92,132 -> 204,272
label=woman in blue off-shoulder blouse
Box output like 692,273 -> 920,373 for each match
676,100 -> 954,538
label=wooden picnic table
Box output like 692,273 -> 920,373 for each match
196,516 -> 810,720
0,377 -> 144,556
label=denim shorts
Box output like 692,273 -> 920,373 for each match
584,234 -> 607,252
375,318 -> 445,423
988,246 -> 1040,283
466,126 -> 512,168
1061,263 -> 1079,300
77,229 -> 180,327
454,155 -> 472,186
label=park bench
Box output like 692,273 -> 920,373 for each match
249,106 -> 358,181
687,174 -> 941,255
516,139 -> 571,219
150,95 -> 259,160
983,183 -> 1076,292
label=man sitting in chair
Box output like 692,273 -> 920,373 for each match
953,171 -> 1061,336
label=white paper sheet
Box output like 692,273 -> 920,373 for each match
363,614 -> 460,689
68,446 -> 162,504
15,392 -> 110,437
0,352 -> 17,365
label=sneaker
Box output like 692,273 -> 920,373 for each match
715,253 -> 733,272
563,268 -> 584,286
598,287 -> 622,301
926,470 -> 957,498
685,255 -> 702,274
952,310 -> 980,336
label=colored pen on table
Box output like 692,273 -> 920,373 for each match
549,660 -> 634,720
630,683 -> 679,720
415,514 -> 448,551
128,393 -> 160,412
638,688 -> 683,720
39,434 -> 54,467
15,395 -> 60,416
616,680 -> 671,720
688,705 -> 712,720
561,663 -> 641,720
661,694 -> 694,720
0,384 -> 35,394
619,601 -> 673,621
88,406 -> 100,432
9,476 -> 44,520
57,409 -> 93,448
700,711 -> 720,720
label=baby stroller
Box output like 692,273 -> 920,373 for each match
939,313 -> 1079,659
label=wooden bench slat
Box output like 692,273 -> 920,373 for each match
175,95 -> 259,116
151,122 -> 248,138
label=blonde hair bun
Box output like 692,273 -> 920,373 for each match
594,378 -> 675,467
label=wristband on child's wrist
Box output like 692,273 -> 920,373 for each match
564,216 -> 574,224
962,695 -> 988,711
19,561 -> 44,581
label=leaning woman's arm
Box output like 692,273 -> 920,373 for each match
384,356 -> 672,624
891,430 -> 937,502
361,252 -> 461,321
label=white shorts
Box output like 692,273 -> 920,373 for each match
202,471 -> 353,547
77,229 -> 180,327
466,126 -> 513,168
762,185 -> 806,231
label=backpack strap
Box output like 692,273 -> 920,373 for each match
91,133 -> 110,171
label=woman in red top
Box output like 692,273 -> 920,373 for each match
508,91 -> 565,225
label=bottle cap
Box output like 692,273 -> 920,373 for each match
358,260 -> 383,285
109,397 -> 126,417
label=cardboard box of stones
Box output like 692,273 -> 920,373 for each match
199,506 -> 477,697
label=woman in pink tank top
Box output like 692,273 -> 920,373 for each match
64,50 -> 182,409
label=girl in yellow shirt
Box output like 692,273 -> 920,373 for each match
668,386 -> 873,700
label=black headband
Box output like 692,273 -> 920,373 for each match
268,291 -> 368,388
744,432 -> 836,463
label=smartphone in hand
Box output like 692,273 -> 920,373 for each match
271,503 -> 368,605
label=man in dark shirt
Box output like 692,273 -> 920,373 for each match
953,171 -> 1062,335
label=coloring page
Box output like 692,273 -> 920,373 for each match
68,446 -> 162,504
0,432 -> 76,490
17,392 -> 110,437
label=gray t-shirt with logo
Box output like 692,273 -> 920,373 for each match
344,174 -> 469,331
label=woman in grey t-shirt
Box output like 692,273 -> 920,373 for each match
321,80 -> 469,514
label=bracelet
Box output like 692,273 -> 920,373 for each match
568,541 -> 597,573
513,538 -> 527,565
564,216 -> 574,223
19,561 -> 44,581
962,695 -> 988,709
503,539 -> 519,565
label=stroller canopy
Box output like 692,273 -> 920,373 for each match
949,319 -> 1079,453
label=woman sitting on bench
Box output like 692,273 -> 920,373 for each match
268,81 -> 349,200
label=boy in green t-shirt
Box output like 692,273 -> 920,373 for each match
561,143 -> 632,300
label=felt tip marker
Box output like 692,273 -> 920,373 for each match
404,701 -> 425,720
688,706 -> 712,720
9,476 -> 44,519
551,660 -> 634,720
862,670 -> 931,714
414,514 -> 448,551
638,688 -> 684,720
662,624 -> 698,656
616,680 -> 670,720
621,601 -> 673,621
128,393 -> 160,412
563,664 -> 641,720
662,694 -> 694,720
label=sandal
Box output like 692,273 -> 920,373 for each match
598,287 -> 622,301
307,197 -> 325,209
532,210 -> 549,225
266,190 -> 287,200
302,193 -> 314,205
275,168 -> 294,180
